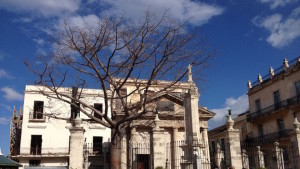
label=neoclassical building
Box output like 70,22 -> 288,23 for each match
209,57 -> 300,169
113,74 -> 215,168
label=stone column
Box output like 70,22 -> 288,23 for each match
202,127 -> 210,161
241,149 -> 249,169
172,127 -> 179,168
224,111 -> 243,169
152,113 -> 167,168
69,117 -> 85,169
182,65 -> 202,169
290,114 -> 300,168
256,146 -> 265,168
274,142 -> 284,169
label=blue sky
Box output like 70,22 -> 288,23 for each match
0,0 -> 300,156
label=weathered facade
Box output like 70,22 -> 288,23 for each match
9,86 -> 111,169
209,57 -> 300,169
113,72 -> 215,169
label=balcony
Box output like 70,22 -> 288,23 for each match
247,100 -> 288,122
287,95 -> 300,107
13,147 -> 69,158
29,111 -> 46,122
241,129 -> 293,147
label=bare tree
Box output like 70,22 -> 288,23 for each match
26,12 -> 213,140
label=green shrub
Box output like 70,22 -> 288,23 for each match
155,167 -> 163,169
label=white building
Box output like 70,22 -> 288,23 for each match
10,85 -> 111,169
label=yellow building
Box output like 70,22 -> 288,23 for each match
209,57 -> 300,169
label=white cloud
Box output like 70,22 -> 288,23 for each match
99,0 -> 224,26
253,7 -> 300,48
58,14 -> 101,30
0,117 -> 10,125
0,87 -> 24,101
0,104 -> 12,112
33,38 -> 45,46
209,94 -> 249,129
0,0 -> 81,18
259,0 -> 299,9
0,69 -> 13,79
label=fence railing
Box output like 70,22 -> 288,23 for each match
18,147 -> 69,156
247,100 -> 288,121
241,129 -> 293,146
165,139 -> 210,169
29,111 -> 46,121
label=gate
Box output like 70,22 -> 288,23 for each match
165,140 -> 210,169
131,143 -> 151,169
240,142 -> 297,169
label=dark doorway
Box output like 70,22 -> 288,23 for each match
93,136 -> 103,154
29,159 -> 41,166
30,135 -> 42,155
137,154 -> 150,169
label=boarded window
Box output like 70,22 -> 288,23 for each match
156,101 -> 174,111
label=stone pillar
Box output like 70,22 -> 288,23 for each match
291,115 -> 300,168
182,65 -> 202,169
274,142 -> 284,169
225,111 -> 243,169
152,113 -> 167,168
241,149 -> 249,169
256,146 -> 265,168
172,127 -> 179,168
69,117 -> 85,169
215,143 -> 224,169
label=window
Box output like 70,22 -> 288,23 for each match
30,135 -> 42,155
94,103 -> 102,120
29,160 -> 41,166
71,102 -> 80,119
296,81 -> 300,99
93,136 -> 103,154
211,141 -> 216,156
33,101 -> 44,119
241,126 -> 247,140
258,124 -> 264,138
277,118 -> 285,137
255,99 -> 261,113
156,101 -> 174,111
273,90 -> 281,109
220,138 -> 225,151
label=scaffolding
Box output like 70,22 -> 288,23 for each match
8,106 -> 23,160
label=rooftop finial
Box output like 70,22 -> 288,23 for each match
269,67 -> 274,78
188,64 -> 193,83
258,74 -> 263,84
248,80 -> 252,90
284,58 -> 289,71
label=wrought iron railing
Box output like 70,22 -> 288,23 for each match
241,129 -> 293,147
287,95 -> 300,106
247,100 -> 288,121
248,94 -> 300,121
29,111 -> 46,121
